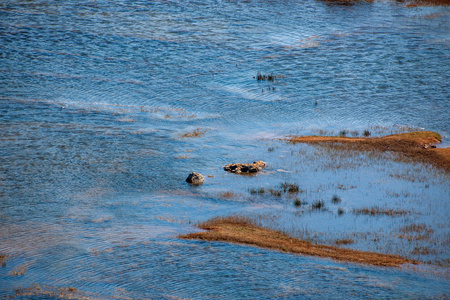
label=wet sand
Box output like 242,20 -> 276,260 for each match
180,216 -> 417,267
286,131 -> 450,172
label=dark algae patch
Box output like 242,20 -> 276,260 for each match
286,131 -> 450,172
179,216 -> 417,267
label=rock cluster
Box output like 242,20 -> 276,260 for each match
186,172 -> 204,185
223,161 -> 266,174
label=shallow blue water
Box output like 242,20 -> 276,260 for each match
1,0 -> 449,298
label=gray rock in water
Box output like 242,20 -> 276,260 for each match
186,172 -> 204,185
223,161 -> 266,174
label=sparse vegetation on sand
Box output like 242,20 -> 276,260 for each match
286,131 -> 450,172
180,128 -> 207,138
13,285 -> 99,300
179,215 -> 417,267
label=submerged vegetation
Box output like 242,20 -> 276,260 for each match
179,215 -> 417,267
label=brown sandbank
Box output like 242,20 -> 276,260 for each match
179,216 -> 417,267
321,0 -> 450,6
286,131 -> 450,172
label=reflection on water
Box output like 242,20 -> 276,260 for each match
1,0 -> 449,298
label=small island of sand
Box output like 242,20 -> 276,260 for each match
179,216 -> 417,267
286,131 -> 450,172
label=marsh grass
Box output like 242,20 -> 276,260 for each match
280,182 -> 301,193
331,195 -> 341,204
411,247 -> 437,255
294,199 -> 307,207
255,72 -> 285,81
352,207 -> 409,217
269,189 -> 282,197
398,223 -> 434,241
249,184 -> 304,198
311,200 -> 325,210
218,191 -> 240,200
335,238 -> 354,245
249,187 -> 265,195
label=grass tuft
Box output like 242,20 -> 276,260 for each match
249,187 -> 265,195
280,182 -> 300,193
331,195 -> 341,204
311,200 -> 325,210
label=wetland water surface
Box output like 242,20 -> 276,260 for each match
1,0 -> 449,298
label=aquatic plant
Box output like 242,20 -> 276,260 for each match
331,194 -> 341,204
280,182 -> 300,193
249,187 -> 265,195
255,72 -> 285,81
352,207 -> 408,217
218,191 -> 239,199
311,200 -> 325,210
269,189 -> 282,197
335,238 -> 354,245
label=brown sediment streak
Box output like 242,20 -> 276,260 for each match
320,0 -> 450,6
286,131 -> 450,172
179,216 -> 417,267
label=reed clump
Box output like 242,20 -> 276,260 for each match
311,200 -> 325,210
249,187 -> 265,195
179,215 -> 417,267
255,72 -> 285,81
331,195 -> 341,204
280,182 -> 301,193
